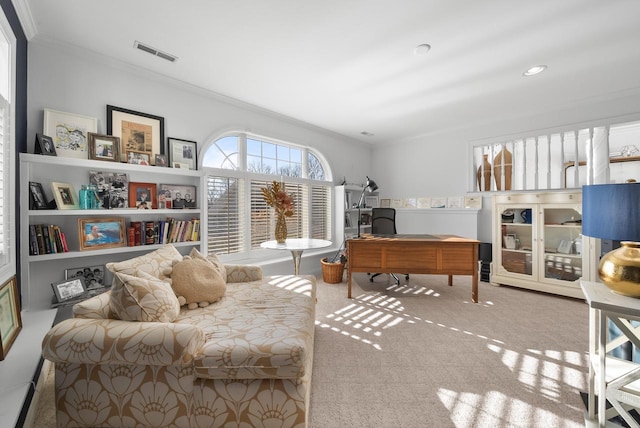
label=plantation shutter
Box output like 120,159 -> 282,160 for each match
206,175 -> 243,254
0,95 -> 8,260
311,184 -> 330,239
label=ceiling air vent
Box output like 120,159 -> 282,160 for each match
133,41 -> 178,63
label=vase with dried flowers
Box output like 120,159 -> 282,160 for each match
261,180 -> 295,243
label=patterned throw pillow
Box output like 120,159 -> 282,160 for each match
189,248 -> 227,281
106,244 -> 183,282
109,270 -> 180,322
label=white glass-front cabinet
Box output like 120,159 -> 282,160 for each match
491,192 -> 591,298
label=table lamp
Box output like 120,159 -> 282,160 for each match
357,176 -> 378,237
582,182 -> 640,296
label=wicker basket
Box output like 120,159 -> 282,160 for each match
321,258 -> 345,284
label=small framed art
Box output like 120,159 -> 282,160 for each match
29,181 -> 48,210
127,150 -> 151,165
379,198 -> 391,208
364,196 -> 379,208
65,265 -> 106,290
78,217 -> 126,251
88,133 -> 120,162
155,154 -> 168,167
107,105 -> 164,163
0,276 -> 21,360
51,182 -> 79,210
158,183 -> 197,209
129,182 -> 157,209
168,137 -> 197,170
34,133 -> 57,156
51,278 -> 85,303
43,108 -> 97,159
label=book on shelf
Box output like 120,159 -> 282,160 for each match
29,224 -> 38,255
29,223 -> 69,255
144,221 -> 155,245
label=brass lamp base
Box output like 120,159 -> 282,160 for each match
599,242 -> 640,297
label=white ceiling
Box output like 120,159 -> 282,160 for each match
16,0 -> 640,144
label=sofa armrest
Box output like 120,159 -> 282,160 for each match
42,318 -> 204,366
72,291 -> 113,319
225,264 -> 263,283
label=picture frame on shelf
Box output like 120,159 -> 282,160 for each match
557,239 -> 573,254
127,150 -> 151,165
34,133 -> 57,156
364,196 -> 379,208
43,108 -> 97,159
416,197 -> 431,208
78,217 -> 126,251
65,265 -> 106,290
158,183 -> 197,209
89,171 -> 129,209
155,154 -> 168,167
51,278 -> 85,303
106,105 -> 165,164
379,198 -> 391,208
404,198 -> 417,208
129,182 -> 157,209
0,276 -> 21,360
168,137 -> 197,170
464,196 -> 482,209
51,181 -> 79,210
29,181 -> 48,210
172,162 -> 189,169
447,196 -> 463,208
430,197 -> 446,208
87,133 -> 120,162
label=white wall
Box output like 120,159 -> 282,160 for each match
26,39 -> 373,187
373,89 -> 640,244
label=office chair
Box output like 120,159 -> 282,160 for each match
368,208 -> 410,284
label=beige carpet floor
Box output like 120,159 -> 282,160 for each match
32,273 -> 590,427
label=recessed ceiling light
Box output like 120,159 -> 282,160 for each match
414,44 -> 431,56
523,65 -> 547,76
361,131 -> 375,137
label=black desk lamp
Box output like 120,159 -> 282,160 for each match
582,182 -> 640,297
357,176 -> 378,237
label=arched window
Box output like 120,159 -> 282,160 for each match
202,133 -> 332,256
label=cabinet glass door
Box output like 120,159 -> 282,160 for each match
499,206 -> 534,277
541,206 -> 582,282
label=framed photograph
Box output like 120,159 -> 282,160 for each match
464,196 -> 483,209
51,181 -> 79,210
129,182 -> 157,209
430,197 -> 446,208
504,234 -> 517,250
65,265 -> 106,290
390,199 -> 403,209
155,154 -> 168,167
403,198 -> 417,208
168,137 -> 197,170
172,162 -> 189,169
416,197 -> 431,208
447,196 -> 463,208
78,217 -> 126,251
158,183 -> 197,209
107,105 -> 164,164
89,171 -> 129,209
0,277 -> 21,360
34,133 -> 57,156
364,196 -> 379,208
51,278 -> 85,303
43,108 -> 97,159
379,198 -> 391,208
127,150 -> 151,165
88,133 -> 120,162
29,181 -> 48,210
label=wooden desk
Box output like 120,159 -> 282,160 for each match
347,234 -> 480,302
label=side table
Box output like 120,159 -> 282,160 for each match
260,238 -> 332,275
581,280 -> 640,427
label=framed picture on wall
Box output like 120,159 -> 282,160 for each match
43,109 -> 98,159
0,276 -> 21,360
78,217 -> 126,251
107,105 -> 165,164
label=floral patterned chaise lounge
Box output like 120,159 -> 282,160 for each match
42,245 -> 316,427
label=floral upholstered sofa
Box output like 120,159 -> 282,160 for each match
42,245 -> 316,427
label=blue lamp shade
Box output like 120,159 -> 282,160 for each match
582,183 -> 640,241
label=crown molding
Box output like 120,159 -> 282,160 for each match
10,0 -> 36,40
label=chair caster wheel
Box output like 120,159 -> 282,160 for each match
370,278 -> 374,282
405,275 -> 410,280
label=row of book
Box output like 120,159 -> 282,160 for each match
128,218 -> 200,246
28,217 -> 201,255
29,224 -> 68,255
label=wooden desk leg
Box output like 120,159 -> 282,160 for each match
472,269 -> 478,303
347,270 -> 352,298
448,275 -> 453,286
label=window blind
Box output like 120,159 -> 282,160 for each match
206,176 -> 243,254
311,184 -> 330,239
0,95 -> 8,259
